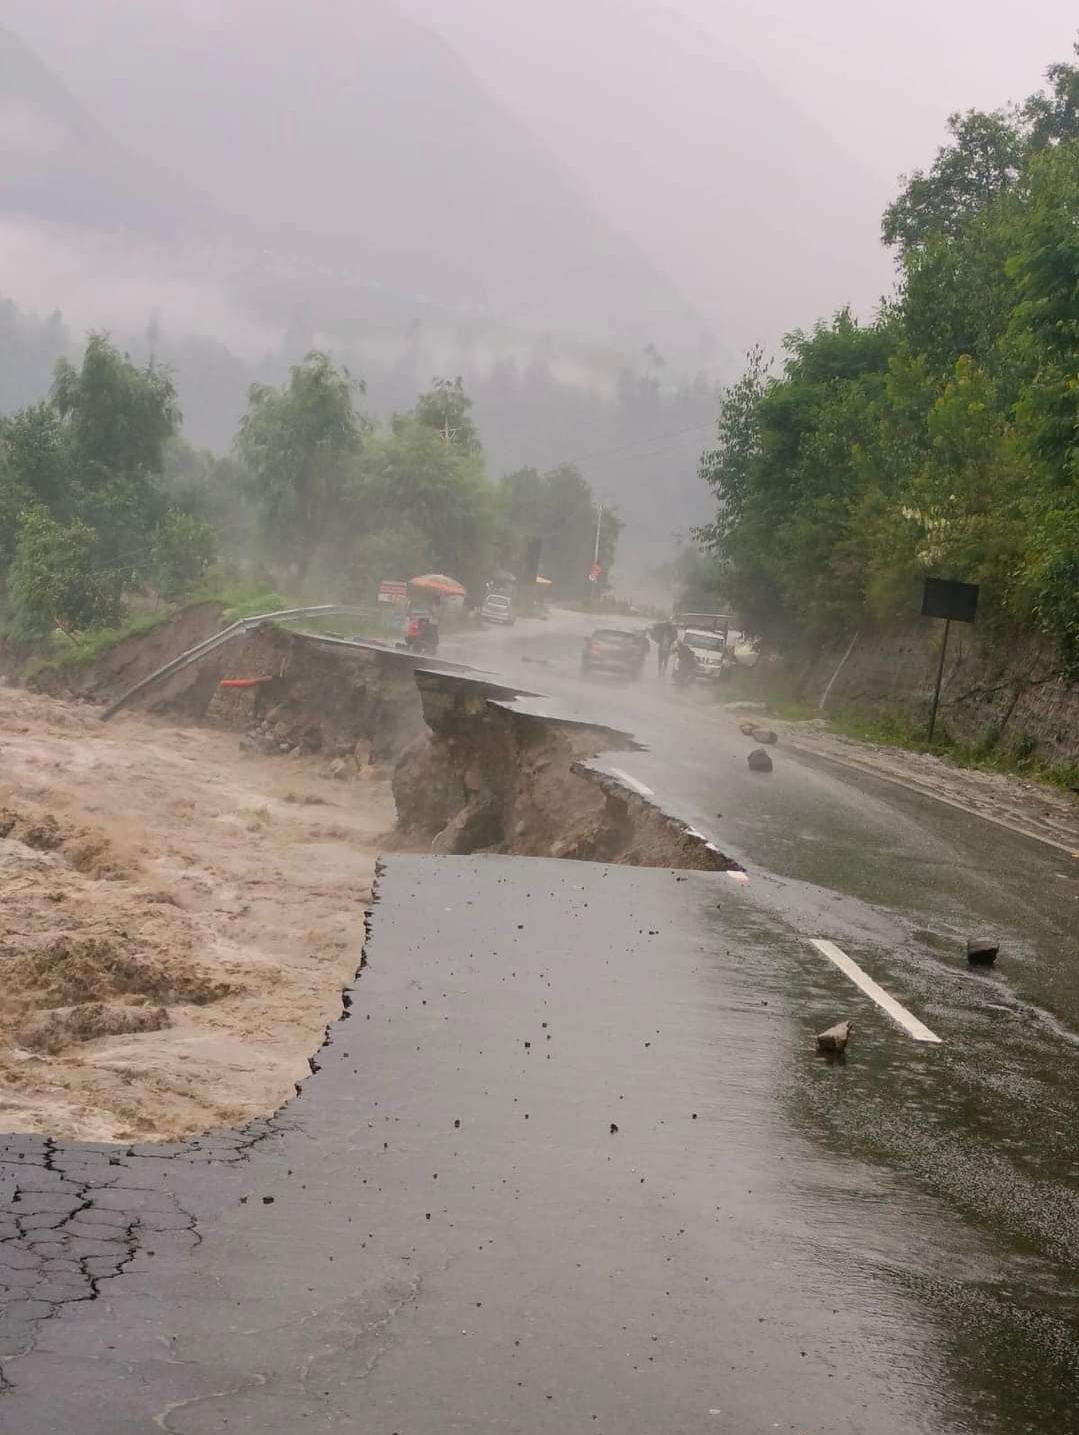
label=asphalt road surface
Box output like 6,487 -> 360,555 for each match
1,610 -> 1077,1432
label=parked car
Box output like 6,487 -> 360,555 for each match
580,628 -> 649,679
481,593 -> 516,625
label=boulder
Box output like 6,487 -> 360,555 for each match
329,757 -> 348,779
747,748 -> 773,773
431,795 -> 503,855
750,728 -> 778,745
817,1020 -> 853,1054
967,937 -> 999,966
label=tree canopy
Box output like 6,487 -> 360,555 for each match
695,44 -> 1079,675
0,336 -> 626,647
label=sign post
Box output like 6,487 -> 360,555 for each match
921,578 -> 979,744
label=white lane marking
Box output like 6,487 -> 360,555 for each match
809,939 -> 942,1044
726,870 -> 750,884
606,766 -> 654,798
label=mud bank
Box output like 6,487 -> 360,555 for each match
26,602 -> 227,703
201,626 -> 428,765
393,669 -> 739,870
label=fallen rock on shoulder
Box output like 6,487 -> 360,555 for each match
967,937 -> 999,966
816,1020 -> 852,1054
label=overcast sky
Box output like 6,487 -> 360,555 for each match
401,0 -> 1079,353
5,0 -> 1079,362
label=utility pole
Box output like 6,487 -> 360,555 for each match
593,503 -> 603,566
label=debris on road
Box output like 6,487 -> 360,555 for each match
750,728 -> 778,745
967,937 -> 1000,967
747,748 -> 773,773
816,1020 -> 853,1054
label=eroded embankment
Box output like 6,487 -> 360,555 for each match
26,602 -> 228,704
110,619 -> 739,871
0,625 -> 738,1141
392,669 -> 739,871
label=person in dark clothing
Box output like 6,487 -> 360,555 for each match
651,620 -> 677,675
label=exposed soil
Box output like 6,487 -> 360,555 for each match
393,669 -> 739,870
0,684 -> 393,1142
26,601 -> 227,703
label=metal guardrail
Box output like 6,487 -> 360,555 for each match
98,605 -> 381,721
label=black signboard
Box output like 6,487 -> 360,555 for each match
922,577 -> 979,625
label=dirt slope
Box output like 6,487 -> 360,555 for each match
0,685 -> 393,1142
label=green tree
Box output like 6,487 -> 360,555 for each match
882,109 -> 1025,253
148,511 -> 218,601
52,333 -> 179,478
344,521 -> 434,602
691,41 -> 1079,676
413,376 -> 482,455
1,403 -> 72,511
6,509 -> 125,639
1009,142 -> 1079,480
363,416 -> 493,592
235,351 -> 365,580
499,463 -> 621,597
1024,45 -> 1079,149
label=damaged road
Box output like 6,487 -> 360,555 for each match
3,610 -> 1079,1430
6,857 -> 1068,1434
393,668 -> 738,869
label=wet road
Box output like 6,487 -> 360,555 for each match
438,611 -> 1079,1430
2,858 -> 1058,1434
2,614 -> 1078,1431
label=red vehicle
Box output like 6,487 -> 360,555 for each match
404,614 -> 439,654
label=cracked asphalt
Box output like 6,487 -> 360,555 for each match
1,612 -> 1078,1432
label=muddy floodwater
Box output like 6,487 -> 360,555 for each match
0,686 -> 392,1140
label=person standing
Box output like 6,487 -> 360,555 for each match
653,620 -> 676,675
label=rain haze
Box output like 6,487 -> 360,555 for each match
2,0 -> 1078,574
8,10 -> 1079,1433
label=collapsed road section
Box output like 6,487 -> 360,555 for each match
393,668 -> 739,869
92,613 -> 742,869
0,615 -> 737,1146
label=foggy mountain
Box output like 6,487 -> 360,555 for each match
0,3 -> 706,357
0,24 -> 186,235
0,2 -> 723,580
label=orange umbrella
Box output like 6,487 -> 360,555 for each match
409,573 -> 467,598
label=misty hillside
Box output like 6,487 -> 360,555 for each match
0,24 -> 196,236
0,3 -> 705,355
0,3 -> 722,580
